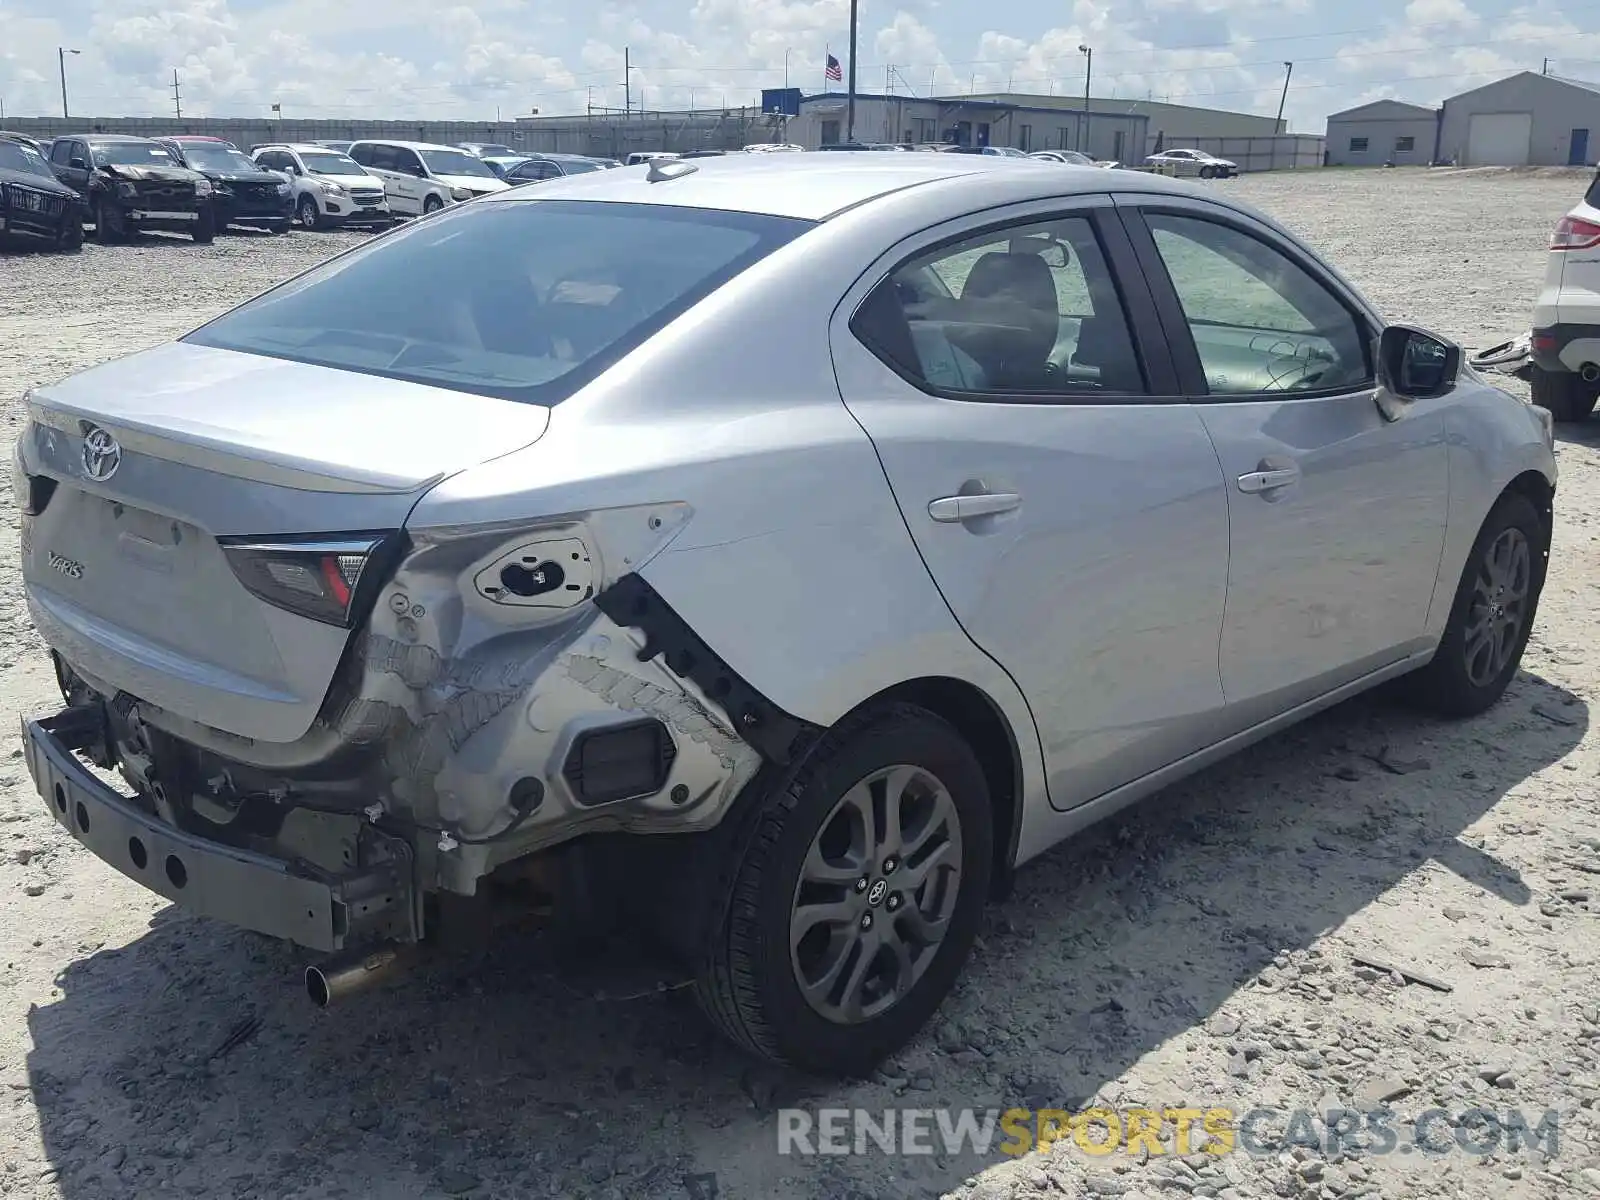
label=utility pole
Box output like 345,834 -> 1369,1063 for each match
623,47 -> 631,116
1543,57 -> 1551,75
845,0 -> 858,142
58,47 -> 81,120
1077,44 -> 1092,152
172,68 -> 182,119
1275,61 -> 1293,128
784,48 -> 790,90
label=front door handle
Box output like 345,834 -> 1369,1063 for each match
928,492 -> 1022,522
1236,467 -> 1299,495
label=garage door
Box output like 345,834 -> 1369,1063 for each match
1468,112 -> 1533,165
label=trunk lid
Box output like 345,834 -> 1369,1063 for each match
21,342 -> 550,743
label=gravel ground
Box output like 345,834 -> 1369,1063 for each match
1,168 -> 1598,1200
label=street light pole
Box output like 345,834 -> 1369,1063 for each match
1078,44 -> 1092,152
59,47 -> 81,120
1275,61 -> 1293,129
846,0 -> 859,142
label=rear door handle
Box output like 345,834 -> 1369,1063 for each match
1236,467 -> 1300,495
928,492 -> 1022,522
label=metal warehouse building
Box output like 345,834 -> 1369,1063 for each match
1437,72 -> 1600,166
1324,99 -> 1439,166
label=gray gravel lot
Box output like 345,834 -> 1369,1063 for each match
1,168 -> 1599,1200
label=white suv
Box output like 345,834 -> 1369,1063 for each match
1531,172 -> 1600,421
251,143 -> 392,230
346,140 -> 508,217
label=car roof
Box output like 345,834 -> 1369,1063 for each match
83,134 -> 159,143
349,139 -> 466,152
482,151 -> 1206,222
266,143 -> 352,153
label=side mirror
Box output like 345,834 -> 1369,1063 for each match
1378,324 -> 1460,400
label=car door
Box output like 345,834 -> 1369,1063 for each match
363,145 -> 409,213
1118,197 -> 1449,730
830,199 -> 1232,811
51,138 -> 90,197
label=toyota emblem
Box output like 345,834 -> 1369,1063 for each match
867,879 -> 889,907
81,424 -> 122,483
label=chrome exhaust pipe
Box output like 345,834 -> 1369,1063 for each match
1581,363 -> 1600,383
305,942 -> 418,1008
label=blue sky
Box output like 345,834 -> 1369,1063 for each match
1,0 -> 1596,130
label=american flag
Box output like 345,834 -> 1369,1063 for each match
825,54 -> 842,82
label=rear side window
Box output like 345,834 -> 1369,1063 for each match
1586,171 -> 1600,209
184,199 -> 812,404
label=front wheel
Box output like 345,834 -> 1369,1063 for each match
1400,492 -> 1546,717
192,208 -> 216,244
296,195 -> 321,230
1198,165 -> 1216,179
1530,365 -> 1597,422
94,199 -> 123,244
694,703 -> 992,1076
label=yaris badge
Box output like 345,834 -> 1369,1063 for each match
81,425 -> 121,482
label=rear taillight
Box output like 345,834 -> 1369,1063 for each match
220,532 -> 403,627
1551,215 -> 1600,250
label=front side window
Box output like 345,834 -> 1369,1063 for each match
50,139 -> 74,165
184,199 -> 812,404
852,215 -> 1146,398
1144,212 -> 1370,395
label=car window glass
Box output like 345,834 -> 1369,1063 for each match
1145,213 -> 1370,396
854,215 -> 1146,397
185,199 -> 811,405
348,144 -> 372,165
51,139 -> 74,165
299,151 -> 365,176
398,149 -> 425,176
0,141 -> 54,178
368,145 -> 397,171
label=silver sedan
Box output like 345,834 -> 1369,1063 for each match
15,152 -> 1557,1076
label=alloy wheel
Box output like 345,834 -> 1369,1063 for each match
1463,526 -> 1531,687
789,764 -> 963,1025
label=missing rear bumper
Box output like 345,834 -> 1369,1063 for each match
21,707 -> 417,953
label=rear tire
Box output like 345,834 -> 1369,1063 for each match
693,703 -> 992,1077
1400,492 -> 1546,718
1530,365 -> 1597,422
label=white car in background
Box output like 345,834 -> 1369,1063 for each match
251,143 -> 393,230
1530,169 -> 1600,421
1028,149 -> 1118,169
346,140 -> 508,216
1145,148 -> 1238,178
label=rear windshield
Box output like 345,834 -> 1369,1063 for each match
184,199 -> 812,403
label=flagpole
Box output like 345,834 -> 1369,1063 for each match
846,0 -> 858,142
823,44 -> 829,91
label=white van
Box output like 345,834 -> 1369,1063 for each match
346,140 -> 508,216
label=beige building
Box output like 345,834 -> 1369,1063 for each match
1324,99 -> 1439,166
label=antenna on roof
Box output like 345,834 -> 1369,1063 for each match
646,158 -> 698,182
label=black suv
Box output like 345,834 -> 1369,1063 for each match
48,134 -> 217,244
0,138 -> 84,252
154,137 -> 294,233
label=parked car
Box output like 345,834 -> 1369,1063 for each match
14,154 -> 1556,1077
1530,167 -> 1600,421
457,142 -> 517,159
744,143 -> 806,153
47,134 -> 217,243
154,136 -> 294,233
623,151 -> 679,166
1145,147 -> 1238,178
251,143 -> 392,230
346,139 -> 509,216
0,138 -> 85,252
1028,149 -> 1116,169
311,140 -> 354,154
493,153 -> 610,184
